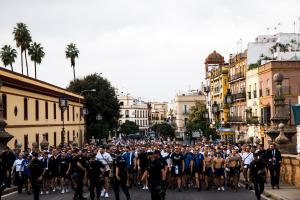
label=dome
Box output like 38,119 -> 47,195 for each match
273,73 -> 284,83
205,51 -> 225,64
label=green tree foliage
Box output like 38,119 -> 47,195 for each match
65,43 -> 79,82
188,101 -> 207,123
0,45 -> 17,71
28,42 -> 45,79
68,73 -> 120,139
13,23 -> 32,75
120,120 -> 139,135
151,123 -> 174,137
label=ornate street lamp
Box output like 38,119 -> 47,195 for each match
0,79 -> 13,152
224,89 -> 233,105
59,95 -> 68,146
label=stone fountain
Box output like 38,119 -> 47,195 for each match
265,73 -> 297,153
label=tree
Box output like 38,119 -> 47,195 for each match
120,120 -> 139,135
65,43 -> 79,82
13,22 -> 32,75
151,123 -> 174,137
188,101 -> 207,123
28,42 -> 45,79
0,45 -> 17,71
68,73 -> 120,139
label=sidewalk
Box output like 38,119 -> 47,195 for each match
2,186 -> 17,196
240,177 -> 300,200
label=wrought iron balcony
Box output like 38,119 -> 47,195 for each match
229,72 -> 245,82
233,91 -> 246,101
228,115 -> 246,123
246,116 -> 260,124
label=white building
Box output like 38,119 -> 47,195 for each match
118,95 -> 149,134
149,102 -> 168,126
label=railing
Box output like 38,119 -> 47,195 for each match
233,91 -> 246,101
228,116 -> 246,123
246,116 -> 260,124
229,72 -> 246,82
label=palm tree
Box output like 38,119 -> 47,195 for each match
13,23 -> 32,75
0,45 -> 17,71
28,42 -> 45,79
65,43 -> 79,81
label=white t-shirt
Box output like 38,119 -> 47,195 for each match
13,159 -> 24,172
96,152 -> 112,171
242,152 -> 253,165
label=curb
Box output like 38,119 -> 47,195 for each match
3,186 -> 17,196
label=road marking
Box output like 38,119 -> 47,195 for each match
2,191 -> 17,198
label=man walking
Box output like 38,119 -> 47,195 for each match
266,143 -> 282,189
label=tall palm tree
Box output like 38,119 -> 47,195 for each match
13,22 -> 32,75
28,42 -> 45,79
65,43 -> 79,82
0,45 -> 17,71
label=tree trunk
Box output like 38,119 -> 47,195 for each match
10,63 -> 13,72
20,50 -> 23,74
24,49 -> 29,76
34,62 -> 37,79
73,65 -> 76,82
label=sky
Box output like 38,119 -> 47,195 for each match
0,0 -> 300,102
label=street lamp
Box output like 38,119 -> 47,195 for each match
0,78 -> 13,152
224,89 -> 233,105
59,95 -> 68,146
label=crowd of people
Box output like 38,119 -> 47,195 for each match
0,137 -> 282,200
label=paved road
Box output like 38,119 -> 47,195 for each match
2,186 -> 264,200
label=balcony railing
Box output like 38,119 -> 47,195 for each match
246,116 -> 260,124
228,116 -> 246,123
229,72 -> 245,82
233,91 -> 246,101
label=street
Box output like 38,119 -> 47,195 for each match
2,187 -> 263,200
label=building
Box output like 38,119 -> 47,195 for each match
148,102 -> 168,126
173,91 -> 206,138
118,95 -> 149,134
258,60 -> 300,145
228,51 -> 248,140
0,68 -> 85,150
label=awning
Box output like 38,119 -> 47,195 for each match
217,128 -> 235,135
292,104 -> 300,125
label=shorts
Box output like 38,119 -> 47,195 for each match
104,170 -> 110,177
184,169 -> 192,176
229,167 -> 240,177
214,168 -> 224,177
204,167 -> 213,177
193,166 -> 203,175
44,170 -> 52,179
171,166 -> 182,177
140,167 -> 146,175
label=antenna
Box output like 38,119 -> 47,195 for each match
278,22 -> 281,33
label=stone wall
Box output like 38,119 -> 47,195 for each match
280,154 -> 300,188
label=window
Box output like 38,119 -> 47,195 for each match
67,131 -> 70,145
73,130 -> 75,141
120,101 -> 124,106
35,134 -> 39,147
54,132 -> 57,147
2,94 -> 7,119
53,103 -> 57,119
35,100 -> 39,120
67,106 -> 69,121
24,135 -> 28,151
24,98 -> 28,120
184,105 -> 188,114
125,110 -> 129,118
45,101 -> 48,119
72,106 -> 75,121
45,133 -> 48,141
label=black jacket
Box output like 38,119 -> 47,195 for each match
266,148 -> 282,167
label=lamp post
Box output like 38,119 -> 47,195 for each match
59,95 -> 68,146
0,78 -> 13,152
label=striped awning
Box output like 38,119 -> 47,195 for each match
217,128 -> 236,135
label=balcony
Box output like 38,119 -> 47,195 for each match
228,116 -> 246,123
233,91 -> 246,101
229,72 -> 245,82
246,116 -> 260,125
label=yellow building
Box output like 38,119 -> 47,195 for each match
209,64 -> 230,125
0,68 -> 85,150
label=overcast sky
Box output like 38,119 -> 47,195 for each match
0,0 -> 299,102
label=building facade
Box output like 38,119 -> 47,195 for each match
118,95 -> 149,134
0,68 -> 85,150
173,91 -> 206,138
148,102 -> 168,126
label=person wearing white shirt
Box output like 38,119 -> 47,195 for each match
96,146 -> 112,198
11,153 -> 25,193
242,145 -> 254,189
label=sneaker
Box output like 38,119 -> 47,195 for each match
142,186 -> 146,190
218,187 -> 221,191
145,186 -> 148,190
46,191 -> 49,195
105,193 -> 109,198
100,191 -> 105,197
40,191 -> 44,195
52,188 -> 56,192
61,189 -> 65,194
221,186 -> 225,191
66,188 -> 69,193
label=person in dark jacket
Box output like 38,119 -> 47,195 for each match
266,143 -> 282,189
29,152 -> 46,200
250,153 -> 266,200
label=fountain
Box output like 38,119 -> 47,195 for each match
265,73 -> 297,153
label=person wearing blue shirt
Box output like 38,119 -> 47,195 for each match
193,147 -> 204,191
182,147 -> 194,190
122,146 -> 136,188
